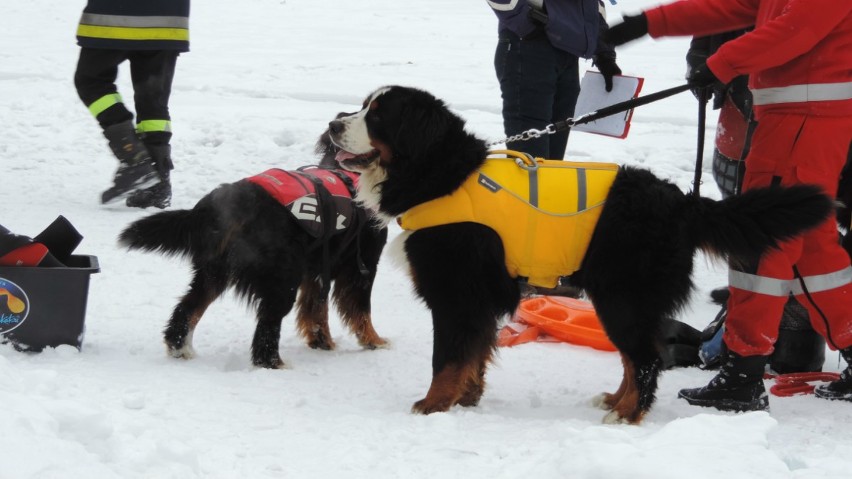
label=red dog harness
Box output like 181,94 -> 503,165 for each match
247,167 -> 360,239
247,166 -> 367,297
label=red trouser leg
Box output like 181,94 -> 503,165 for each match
724,113 -> 852,355
794,217 -> 852,351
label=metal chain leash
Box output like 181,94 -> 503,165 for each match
486,124 -> 559,148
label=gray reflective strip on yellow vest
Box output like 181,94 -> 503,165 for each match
529,168 -> 539,207
751,82 -> 852,106
80,13 -> 189,29
576,168 -> 587,210
729,265 -> 852,296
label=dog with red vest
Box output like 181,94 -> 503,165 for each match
118,125 -> 388,369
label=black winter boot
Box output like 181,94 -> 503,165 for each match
770,297 -> 825,374
100,121 -> 161,204
126,143 -> 173,209
814,348 -> 852,402
678,351 -> 769,412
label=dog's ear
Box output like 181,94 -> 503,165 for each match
392,98 -> 458,160
315,129 -> 337,168
316,112 -> 353,168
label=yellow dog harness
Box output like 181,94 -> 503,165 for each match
399,150 -> 619,288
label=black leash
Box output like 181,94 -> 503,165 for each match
693,88 -> 709,197
489,82 -> 709,194
491,83 -> 693,147
552,83 -> 693,132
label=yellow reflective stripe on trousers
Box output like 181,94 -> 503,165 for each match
80,13 -> 189,29
752,82 -> 852,106
136,120 -> 171,134
76,25 -> 189,42
791,266 -> 852,295
88,93 -> 122,117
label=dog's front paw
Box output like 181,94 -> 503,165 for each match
354,323 -> 389,350
602,410 -> 631,425
308,337 -> 336,351
456,381 -> 484,407
591,393 -> 614,410
360,336 -> 390,350
456,394 -> 481,408
167,344 -> 196,360
411,398 -> 453,415
252,355 -> 287,370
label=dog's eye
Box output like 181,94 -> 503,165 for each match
369,100 -> 379,111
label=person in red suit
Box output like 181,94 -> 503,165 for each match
605,0 -> 852,411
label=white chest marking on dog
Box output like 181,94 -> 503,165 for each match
388,230 -> 413,273
355,162 -> 394,226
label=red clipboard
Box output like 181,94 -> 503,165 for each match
573,71 -> 644,139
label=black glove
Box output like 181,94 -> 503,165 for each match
687,61 -> 721,90
593,55 -> 622,92
603,13 -> 649,47
685,49 -> 713,101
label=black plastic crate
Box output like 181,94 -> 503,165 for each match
0,255 -> 100,351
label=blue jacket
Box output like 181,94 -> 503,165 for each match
77,0 -> 190,52
487,0 -> 614,60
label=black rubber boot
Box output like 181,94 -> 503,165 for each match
815,348 -> 852,402
678,351 -> 769,412
126,143 -> 173,209
100,121 -> 161,204
770,297 -> 825,374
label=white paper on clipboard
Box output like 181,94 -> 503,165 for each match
573,71 -> 644,139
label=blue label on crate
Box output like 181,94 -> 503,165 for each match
0,278 -> 30,334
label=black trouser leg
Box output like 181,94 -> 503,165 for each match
129,50 -> 179,146
74,48 -> 133,128
494,30 -> 580,160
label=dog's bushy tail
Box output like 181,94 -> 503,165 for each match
688,185 -> 834,262
118,209 -> 201,258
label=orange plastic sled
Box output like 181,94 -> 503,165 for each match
498,296 -> 617,352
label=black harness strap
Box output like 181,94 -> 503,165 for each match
322,167 -> 371,276
296,167 -> 371,301
300,173 -> 337,300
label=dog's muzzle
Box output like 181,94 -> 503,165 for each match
334,149 -> 379,171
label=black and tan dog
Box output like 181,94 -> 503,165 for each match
327,85 -> 833,424
119,127 -> 388,368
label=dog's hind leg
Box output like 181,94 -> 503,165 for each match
592,353 -> 633,411
164,266 -> 227,360
250,276 -> 301,369
602,355 -> 662,424
295,277 -> 335,351
590,298 -> 664,424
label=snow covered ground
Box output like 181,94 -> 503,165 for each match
2,1 -> 851,478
